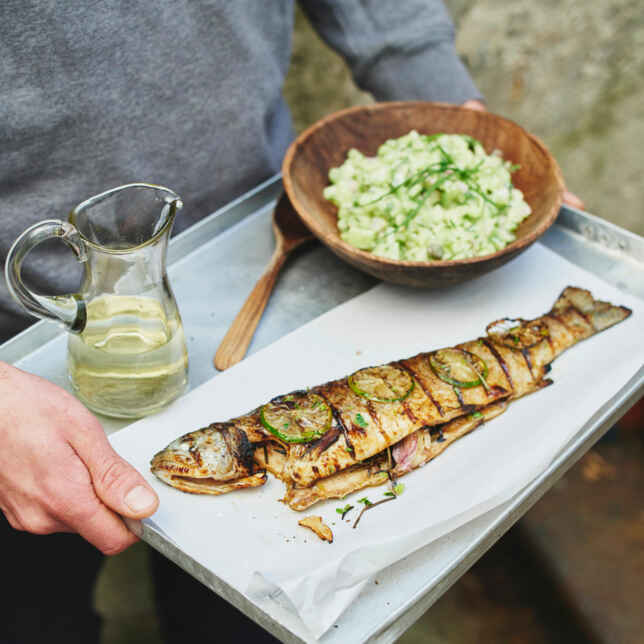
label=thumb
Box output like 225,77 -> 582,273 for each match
92,451 -> 159,519
73,428 -> 159,519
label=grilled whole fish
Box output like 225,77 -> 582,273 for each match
150,287 -> 631,504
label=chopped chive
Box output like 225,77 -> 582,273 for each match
471,411 -> 483,419
355,413 -> 368,428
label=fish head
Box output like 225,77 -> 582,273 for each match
150,423 -> 255,485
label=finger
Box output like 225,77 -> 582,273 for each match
563,190 -> 585,210
461,99 -> 486,112
71,427 -> 159,520
7,506 -> 72,535
69,500 -> 139,555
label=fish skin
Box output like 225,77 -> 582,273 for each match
150,287 -> 632,497
284,399 -> 510,511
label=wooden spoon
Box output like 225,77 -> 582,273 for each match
214,193 -> 314,371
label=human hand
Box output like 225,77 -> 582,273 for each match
461,100 -> 584,209
0,361 -> 159,554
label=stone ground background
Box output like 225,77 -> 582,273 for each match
284,0 -> 643,235
95,5 -> 643,643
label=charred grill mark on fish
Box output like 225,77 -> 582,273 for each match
350,422 -> 366,435
377,363 -> 419,423
544,328 -> 555,353
429,425 -> 446,443
189,447 -> 203,468
402,354 -> 463,414
482,339 -> 514,392
317,391 -> 355,455
549,312 -> 570,332
397,361 -> 444,417
224,425 -> 255,474
365,399 -> 387,439
564,309 -> 593,338
520,348 -> 534,380
400,398 -> 418,423
304,426 -> 341,455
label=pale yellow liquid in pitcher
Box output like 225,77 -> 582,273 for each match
67,294 -> 188,418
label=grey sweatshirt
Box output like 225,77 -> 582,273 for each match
0,0 -> 480,340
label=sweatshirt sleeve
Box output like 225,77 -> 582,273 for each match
298,0 -> 483,105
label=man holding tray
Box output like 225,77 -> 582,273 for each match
0,2 -> 579,642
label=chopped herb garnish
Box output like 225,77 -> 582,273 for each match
336,504 -> 354,519
384,491 -> 396,498
471,411 -> 483,419
393,483 -> 405,496
355,413 -> 369,428
353,496 -> 397,529
357,497 -> 372,506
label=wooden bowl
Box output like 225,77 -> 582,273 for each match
282,102 -> 564,288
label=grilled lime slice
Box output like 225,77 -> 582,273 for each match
486,318 -> 549,349
260,392 -> 331,443
348,365 -> 414,403
429,348 -> 488,389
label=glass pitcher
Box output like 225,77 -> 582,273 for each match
5,183 -> 189,418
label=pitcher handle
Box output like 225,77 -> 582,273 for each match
4,219 -> 88,333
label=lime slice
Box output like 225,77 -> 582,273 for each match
486,318 -> 549,349
348,365 -> 414,403
260,392 -> 332,443
429,348 -> 488,389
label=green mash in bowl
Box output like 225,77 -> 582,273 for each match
323,131 -> 531,262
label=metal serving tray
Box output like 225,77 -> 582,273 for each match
2,175 -> 643,643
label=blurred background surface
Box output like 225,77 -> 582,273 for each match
95,3 -> 643,642
284,0 -> 644,236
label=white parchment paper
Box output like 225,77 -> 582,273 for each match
110,243 -> 643,639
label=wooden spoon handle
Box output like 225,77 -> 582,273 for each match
214,248 -> 287,371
